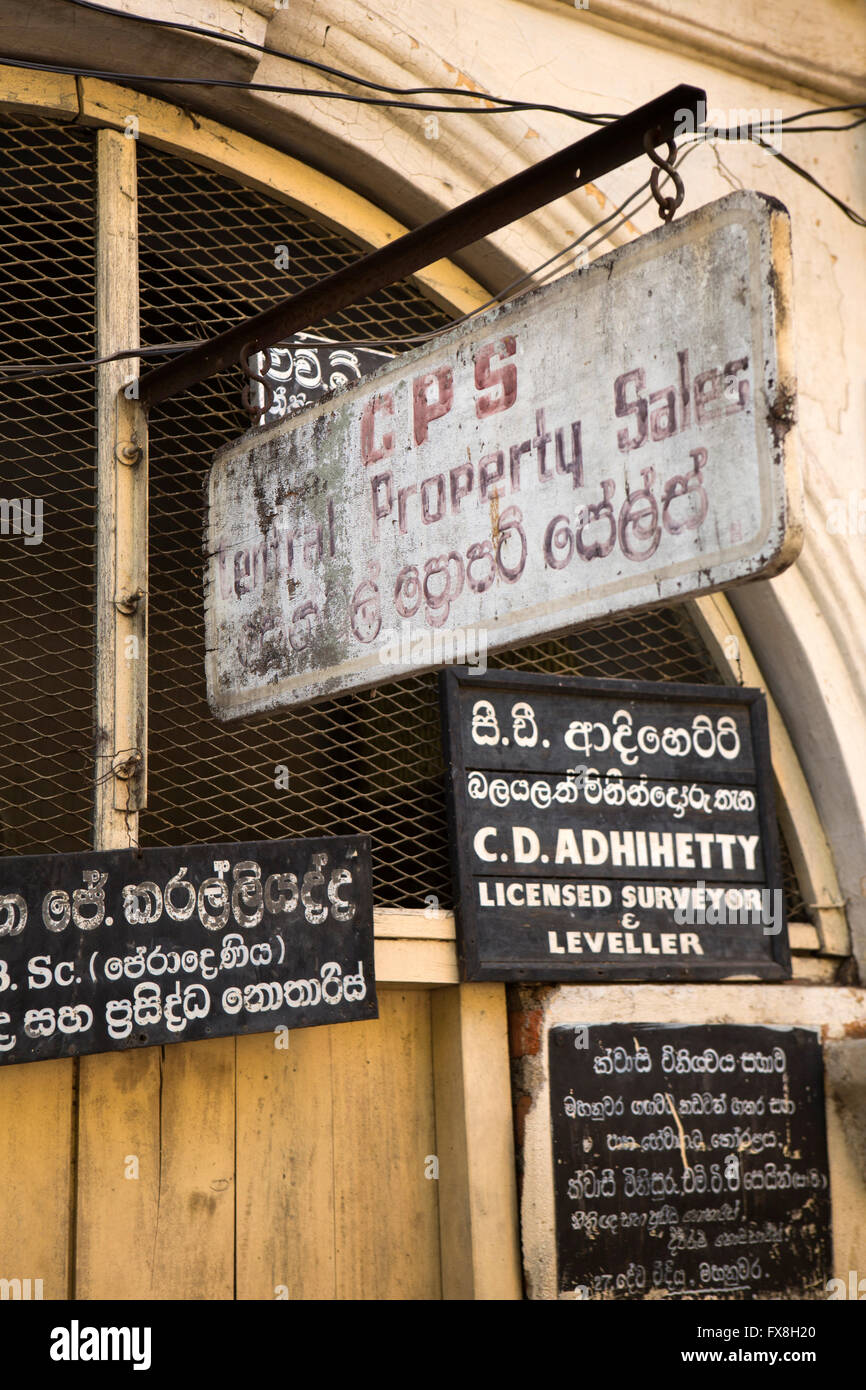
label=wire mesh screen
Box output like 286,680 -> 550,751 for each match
136,141 -> 808,922
0,116 -> 96,856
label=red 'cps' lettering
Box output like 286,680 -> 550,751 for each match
413,368 -> 453,445
362,337 -> 519,463
474,337 -> 517,418
360,391 -> 394,466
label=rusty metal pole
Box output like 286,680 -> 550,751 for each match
140,84 -> 705,409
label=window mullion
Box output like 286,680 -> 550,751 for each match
94,126 -> 147,849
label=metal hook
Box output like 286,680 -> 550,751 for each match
240,342 -> 277,426
643,126 -> 685,223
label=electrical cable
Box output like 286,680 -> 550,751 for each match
778,103 -> 866,123
2,57 -> 860,226
752,136 -> 866,227
0,341 -> 204,380
700,114 -> 865,137
1,104 -> 862,381
678,131 -> 866,227
0,55 -> 613,121
59,0 -> 619,122
3,49 -> 859,229
56,1 -> 866,136
3,50 -> 863,134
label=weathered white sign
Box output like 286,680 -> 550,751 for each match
205,191 -> 801,719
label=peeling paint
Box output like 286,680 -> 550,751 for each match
583,180 -> 606,209
204,192 -> 801,721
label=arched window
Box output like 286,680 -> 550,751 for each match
0,90 -> 840,950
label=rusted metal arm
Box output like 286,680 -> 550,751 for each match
140,83 -> 705,408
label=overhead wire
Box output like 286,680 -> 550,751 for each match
716,116 -> 866,135
0,55 -> 614,122
58,0 -> 619,122
1,50 -> 864,132
750,136 -> 866,227
2,35 -> 863,227
0,341 -> 204,380
678,130 -> 866,227
0,54 -> 861,229
0,43 -> 862,380
54,1 -> 866,135
0,49 -> 861,229
698,108 -> 865,137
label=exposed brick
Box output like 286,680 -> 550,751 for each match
508,1006 -> 543,1058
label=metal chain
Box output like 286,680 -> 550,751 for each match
643,126 -> 685,222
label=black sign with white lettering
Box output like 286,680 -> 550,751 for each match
0,835 -> 376,1065
439,670 -> 789,981
550,1024 -> 832,1299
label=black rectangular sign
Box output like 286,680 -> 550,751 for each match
0,835 -> 376,1065
440,670 -> 789,981
549,1023 -> 832,1299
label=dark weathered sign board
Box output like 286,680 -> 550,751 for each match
0,835 -> 376,1065
440,669 -> 789,981
250,333 -> 393,428
205,191 -> 801,719
550,1023 -> 831,1299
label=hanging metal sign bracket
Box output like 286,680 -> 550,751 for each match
139,84 -> 706,409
